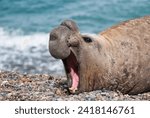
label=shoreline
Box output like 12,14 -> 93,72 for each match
0,71 -> 149,101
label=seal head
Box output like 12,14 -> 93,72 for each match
49,20 -> 103,93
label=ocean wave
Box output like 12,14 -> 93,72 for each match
0,27 -> 49,50
0,27 -> 65,75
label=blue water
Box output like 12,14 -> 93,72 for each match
0,0 -> 150,34
0,0 -> 150,74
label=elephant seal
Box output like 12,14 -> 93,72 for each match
49,16 -> 150,94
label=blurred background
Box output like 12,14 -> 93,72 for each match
0,0 -> 150,75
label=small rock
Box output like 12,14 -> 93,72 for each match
0,96 -> 3,100
101,92 -> 109,96
6,93 -> 13,98
55,89 -> 62,95
21,77 -> 32,83
41,96 -> 48,100
95,94 -> 103,100
1,81 -> 9,87
47,92 -> 55,96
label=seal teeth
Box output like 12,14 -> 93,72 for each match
69,87 -> 78,93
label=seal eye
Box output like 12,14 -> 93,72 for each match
83,37 -> 93,43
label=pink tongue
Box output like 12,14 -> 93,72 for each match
66,52 -> 79,89
70,67 -> 79,88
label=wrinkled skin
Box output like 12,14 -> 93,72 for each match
49,16 -> 150,94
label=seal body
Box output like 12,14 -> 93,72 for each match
49,16 -> 150,94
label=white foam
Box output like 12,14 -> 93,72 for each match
0,27 -> 65,75
0,27 -> 49,50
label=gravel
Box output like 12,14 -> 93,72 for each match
0,71 -> 149,101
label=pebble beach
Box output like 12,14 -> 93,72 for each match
0,71 -> 150,101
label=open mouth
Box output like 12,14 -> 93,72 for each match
62,51 -> 79,93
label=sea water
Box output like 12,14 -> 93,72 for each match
0,0 -> 150,74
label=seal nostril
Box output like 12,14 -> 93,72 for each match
66,40 -> 71,47
50,34 -> 57,41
